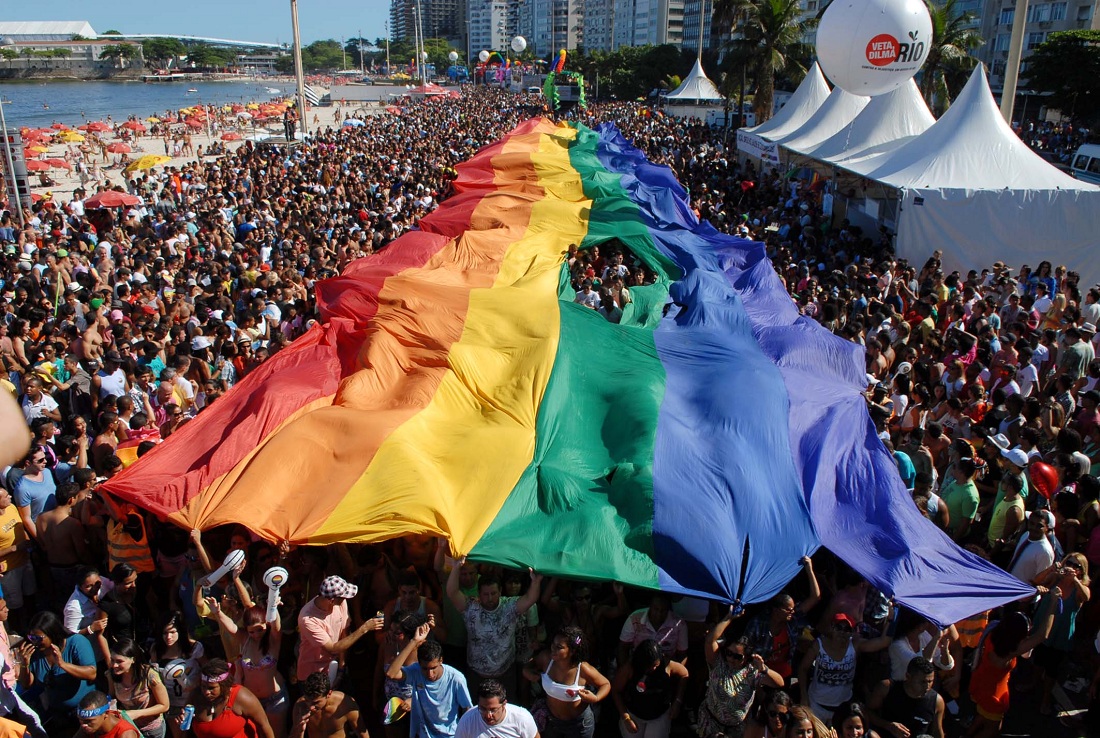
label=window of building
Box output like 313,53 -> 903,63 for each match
1078,4 -> 1093,19
1027,30 -> 1046,48
1027,3 -> 1050,21
1050,1 -> 1067,19
999,7 -> 1015,24
995,33 -> 1011,51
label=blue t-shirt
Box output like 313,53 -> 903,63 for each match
13,473 -> 56,522
402,662 -> 472,738
893,450 -> 916,489
28,633 -> 95,710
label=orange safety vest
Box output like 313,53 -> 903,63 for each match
107,516 -> 155,574
955,611 -> 990,649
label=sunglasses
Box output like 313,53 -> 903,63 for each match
724,651 -> 746,661
768,710 -> 790,724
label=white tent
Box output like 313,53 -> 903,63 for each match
750,62 -> 831,140
804,80 -> 935,169
665,59 -> 723,101
776,87 -> 869,153
738,62 -> 830,163
866,66 -> 1100,286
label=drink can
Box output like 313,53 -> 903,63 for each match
180,705 -> 195,731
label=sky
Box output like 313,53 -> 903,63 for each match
5,1 -> 390,46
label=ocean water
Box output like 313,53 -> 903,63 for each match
0,80 -> 300,130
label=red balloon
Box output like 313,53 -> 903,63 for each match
1029,461 -> 1059,500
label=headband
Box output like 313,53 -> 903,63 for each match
77,703 -> 111,718
202,671 -> 231,684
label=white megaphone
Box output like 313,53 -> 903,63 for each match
263,566 -> 289,623
200,548 -> 247,589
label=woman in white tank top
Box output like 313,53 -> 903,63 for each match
521,626 -> 611,738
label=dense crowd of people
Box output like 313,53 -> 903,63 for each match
0,86 -> 1097,738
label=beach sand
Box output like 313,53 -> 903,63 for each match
23,103 -> 356,203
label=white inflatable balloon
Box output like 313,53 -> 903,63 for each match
511,36 -> 527,54
816,0 -> 933,96
478,50 -> 490,63
448,51 -> 459,62
420,51 -> 428,61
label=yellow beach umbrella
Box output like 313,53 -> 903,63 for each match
125,155 -> 172,173
58,131 -> 84,142
146,116 -> 161,123
27,146 -> 49,154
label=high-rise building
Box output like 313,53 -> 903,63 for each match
469,0 -> 509,53
978,0 -> 1098,98
681,0 -> 717,54
518,0 -> 584,55
390,0 -> 463,42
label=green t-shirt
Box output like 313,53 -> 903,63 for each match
942,479 -> 979,533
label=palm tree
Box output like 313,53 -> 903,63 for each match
919,0 -> 982,111
714,0 -> 815,124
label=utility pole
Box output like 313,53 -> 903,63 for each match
0,99 -> 26,227
359,30 -> 365,75
1000,0 -> 1030,123
290,0 -> 309,137
386,21 -> 391,75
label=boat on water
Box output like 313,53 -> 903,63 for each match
186,88 -> 199,93
265,87 -> 281,94
0,99 -> 12,104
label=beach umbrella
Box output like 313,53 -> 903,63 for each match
50,123 -> 69,130
185,119 -> 203,129
221,132 -> 242,141
84,191 -> 141,209
236,111 -> 253,119
106,143 -> 132,154
27,146 -> 49,155
58,131 -> 84,143
385,106 -> 402,114
125,155 -> 172,173
25,160 -> 49,172
84,122 -> 110,132
145,116 -> 161,123
246,103 -> 260,110
122,121 -> 146,132
44,158 -> 72,170
342,119 -> 365,127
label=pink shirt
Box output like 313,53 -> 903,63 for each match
296,598 -> 349,681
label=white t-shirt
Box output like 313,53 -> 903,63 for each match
1017,363 -> 1039,397
1009,537 -> 1054,584
455,704 -> 538,738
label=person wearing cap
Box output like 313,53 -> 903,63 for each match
296,576 -> 385,684
797,611 -> 893,724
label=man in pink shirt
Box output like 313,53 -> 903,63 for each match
296,575 -> 384,683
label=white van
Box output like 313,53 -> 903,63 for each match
1070,144 -> 1100,185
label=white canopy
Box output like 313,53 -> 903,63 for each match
666,59 -> 723,101
867,66 -> 1091,190
776,87 -> 869,153
748,62 -> 831,140
861,66 -> 1100,287
805,80 -> 935,169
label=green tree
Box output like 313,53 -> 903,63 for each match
0,49 -> 16,60
919,0 -> 982,111
142,37 -> 186,66
186,43 -> 233,69
70,34 -> 88,41
100,43 -> 140,66
713,0 -> 814,123
1025,30 -> 1100,124
102,30 -> 123,35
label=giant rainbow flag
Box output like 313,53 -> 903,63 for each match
104,119 -> 1032,624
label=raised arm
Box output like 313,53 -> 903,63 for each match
704,606 -> 740,667
386,621 -> 429,681
515,570 -> 544,616
798,556 -> 821,613
446,556 -> 470,614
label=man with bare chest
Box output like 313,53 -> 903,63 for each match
290,672 -> 369,738
35,483 -> 89,611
